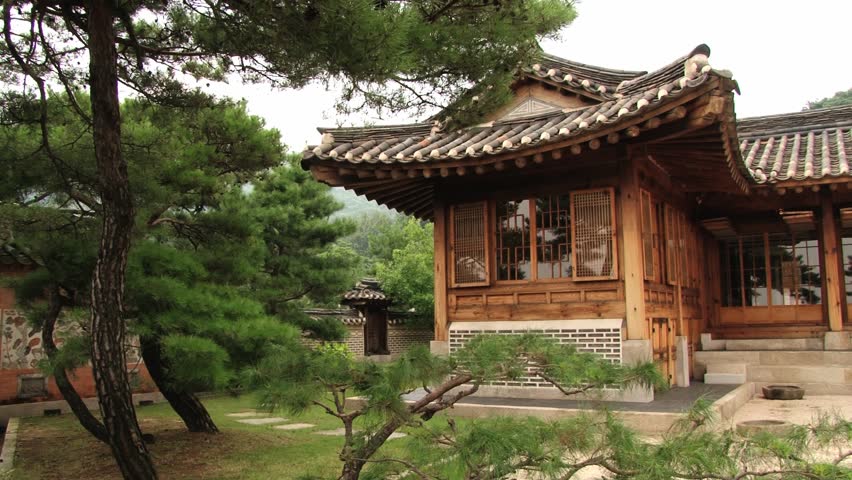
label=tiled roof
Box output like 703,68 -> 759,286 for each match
304,308 -> 408,326
341,278 -> 389,304
0,244 -> 35,267
738,105 -> 852,184
526,53 -> 647,98
304,46 -> 718,166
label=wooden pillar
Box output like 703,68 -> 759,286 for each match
820,190 -> 844,332
433,202 -> 449,341
620,150 -> 647,340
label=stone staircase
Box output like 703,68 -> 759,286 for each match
695,349 -> 852,395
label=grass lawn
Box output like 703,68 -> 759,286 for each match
8,394 -> 411,480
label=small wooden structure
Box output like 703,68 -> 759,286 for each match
302,45 -> 852,398
306,279 -> 432,359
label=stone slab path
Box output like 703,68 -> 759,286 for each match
314,428 -> 407,439
237,417 -> 288,425
226,412 -> 261,418
274,423 -> 316,430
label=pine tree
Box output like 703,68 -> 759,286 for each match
2,94 -> 355,439
252,335 -> 852,480
3,2 -> 577,476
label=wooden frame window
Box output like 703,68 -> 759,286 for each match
721,232 -> 822,307
496,199 -> 533,281
449,202 -> 489,287
664,204 -> 679,286
640,189 -> 659,281
458,189 -> 617,285
842,230 -> 852,305
535,194 -> 572,279
571,188 -> 617,281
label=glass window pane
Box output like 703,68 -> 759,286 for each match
721,239 -> 742,307
843,232 -> 852,304
536,195 -> 572,279
496,199 -> 532,281
741,235 -> 767,306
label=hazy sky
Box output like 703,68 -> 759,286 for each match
203,0 -> 852,151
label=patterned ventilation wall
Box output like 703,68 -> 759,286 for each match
449,320 -> 622,388
1,309 -> 141,370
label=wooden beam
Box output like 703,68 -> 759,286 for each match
620,150 -> 647,340
434,202 -> 449,342
820,190 -> 844,332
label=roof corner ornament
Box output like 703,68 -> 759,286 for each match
431,119 -> 445,136
320,132 -> 335,145
684,50 -> 711,80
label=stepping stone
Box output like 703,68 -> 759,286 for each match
226,412 -> 261,418
313,428 -> 407,439
315,428 -> 350,436
237,417 -> 288,425
274,423 -> 315,430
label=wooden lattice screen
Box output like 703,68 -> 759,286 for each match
640,189 -> 658,281
570,188 -> 617,281
450,202 -> 489,286
664,204 -> 679,286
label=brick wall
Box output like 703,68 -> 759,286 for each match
0,364 -> 157,405
303,324 -> 432,359
0,282 -> 155,404
387,325 -> 433,355
449,319 -> 623,389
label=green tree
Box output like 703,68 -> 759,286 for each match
2,95 -> 355,438
341,211 -> 409,275
3,1 -> 576,475
806,88 -> 852,109
252,335 -> 851,480
375,218 -> 435,321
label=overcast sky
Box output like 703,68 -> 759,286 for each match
203,0 -> 852,151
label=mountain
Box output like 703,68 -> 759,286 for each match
330,187 -> 396,219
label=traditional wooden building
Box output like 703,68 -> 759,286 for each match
302,45 -> 852,400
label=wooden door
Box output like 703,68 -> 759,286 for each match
364,308 -> 389,356
650,317 -> 674,385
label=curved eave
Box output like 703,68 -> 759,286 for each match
306,76 -> 748,220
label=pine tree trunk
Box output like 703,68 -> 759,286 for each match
140,337 -> 219,433
87,2 -> 157,478
42,288 -> 109,443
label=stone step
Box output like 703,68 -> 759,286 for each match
695,351 -> 852,367
706,363 -> 746,374
746,365 -> 851,384
704,373 -> 746,385
724,338 -> 825,351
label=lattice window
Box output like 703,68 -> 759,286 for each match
536,195 -> 572,279
450,202 -> 488,286
640,190 -> 658,281
664,204 -> 679,286
571,188 -> 617,280
496,199 -> 532,281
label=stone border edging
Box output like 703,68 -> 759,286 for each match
713,382 -> 755,426
0,417 -> 19,474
